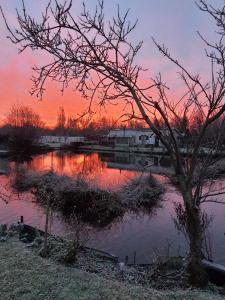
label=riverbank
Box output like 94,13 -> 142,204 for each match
0,146 -> 51,160
78,144 -> 224,156
0,236 -> 224,300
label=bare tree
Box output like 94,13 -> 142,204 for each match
5,105 -> 43,151
2,0 -> 225,287
56,106 -> 66,136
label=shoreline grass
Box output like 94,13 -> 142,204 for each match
0,237 -> 223,300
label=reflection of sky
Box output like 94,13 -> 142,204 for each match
0,152 -> 225,264
0,0 -> 224,125
25,151 -> 139,189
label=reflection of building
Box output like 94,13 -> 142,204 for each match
100,152 -> 172,172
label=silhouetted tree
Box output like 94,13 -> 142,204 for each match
56,106 -> 66,136
5,105 -> 43,151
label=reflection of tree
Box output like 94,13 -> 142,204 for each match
62,211 -> 91,253
55,151 -> 66,174
0,181 -> 12,204
10,160 -> 29,194
70,153 -> 107,180
173,202 -> 213,261
0,159 -> 10,176
18,152 -> 107,181
0,161 -> 24,203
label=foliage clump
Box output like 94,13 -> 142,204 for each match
13,170 -> 165,227
120,175 -> 164,211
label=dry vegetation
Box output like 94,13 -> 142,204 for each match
0,236 -> 224,300
12,170 -> 164,227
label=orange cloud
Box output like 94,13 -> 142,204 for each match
0,42 -> 200,127
0,51 -> 146,126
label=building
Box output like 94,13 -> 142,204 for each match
108,128 -> 157,146
39,136 -> 85,148
108,128 -> 184,148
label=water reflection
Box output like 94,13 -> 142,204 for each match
173,202 -> 214,261
28,152 -> 107,175
0,151 -> 224,265
0,159 -> 11,176
24,152 -> 141,189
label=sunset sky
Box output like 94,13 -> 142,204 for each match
0,0 -> 221,126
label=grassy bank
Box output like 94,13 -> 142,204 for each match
0,237 -> 223,300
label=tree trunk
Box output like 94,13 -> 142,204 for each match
183,193 -> 208,287
43,196 -> 50,257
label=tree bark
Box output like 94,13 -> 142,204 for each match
183,192 -> 208,287
43,196 -> 50,258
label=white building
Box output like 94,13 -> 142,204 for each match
39,136 -> 85,148
108,128 -> 157,146
108,128 -> 184,147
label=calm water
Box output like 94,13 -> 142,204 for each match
0,151 -> 225,265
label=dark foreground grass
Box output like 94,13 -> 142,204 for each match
0,237 -> 223,300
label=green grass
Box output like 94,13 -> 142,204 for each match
0,237 -> 223,300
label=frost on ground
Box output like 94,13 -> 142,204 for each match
119,174 -> 164,211
0,236 -> 224,300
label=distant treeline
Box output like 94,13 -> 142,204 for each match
1,105 -> 225,152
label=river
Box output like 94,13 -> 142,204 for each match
0,151 -> 224,265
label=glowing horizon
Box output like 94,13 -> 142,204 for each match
0,0 -> 221,126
